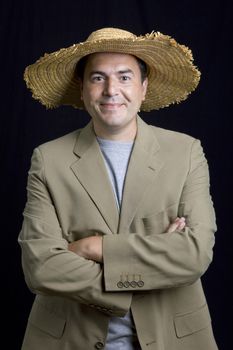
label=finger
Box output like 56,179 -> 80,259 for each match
167,217 -> 186,233
177,221 -> 186,230
167,222 -> 179,233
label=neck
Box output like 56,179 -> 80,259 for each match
94,129 -> 136,141
92,119 -> 137,141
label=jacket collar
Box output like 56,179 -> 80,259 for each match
71,116 -> 163,234
118,116 -> 163,232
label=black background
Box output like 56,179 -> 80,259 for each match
1,1 -> 232,349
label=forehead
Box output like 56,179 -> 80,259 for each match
84,52 -> 140,72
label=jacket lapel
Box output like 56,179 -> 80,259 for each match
118,117 -> 164,233
70,122 -> 119,234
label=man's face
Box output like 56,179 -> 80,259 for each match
80,52 -> 148,138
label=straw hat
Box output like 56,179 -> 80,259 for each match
24,27 -> 201,111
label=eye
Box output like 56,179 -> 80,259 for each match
120,75 -> 131,81
91,75 -> 104,82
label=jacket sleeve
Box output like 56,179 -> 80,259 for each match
103,139 -> 217,291
18,147 -> 131,316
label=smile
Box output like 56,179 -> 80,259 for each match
100,103 -> 123,110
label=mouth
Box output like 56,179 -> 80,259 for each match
100,103 -> 124,110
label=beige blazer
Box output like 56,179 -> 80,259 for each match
19,116 -> 218,350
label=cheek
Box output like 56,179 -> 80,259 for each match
82,88 -> 94,107
83,85 -> 102,102
126,86 -> 146,105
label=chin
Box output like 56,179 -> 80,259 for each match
101,114 -> 125,124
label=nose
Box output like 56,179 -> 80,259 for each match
103,77 -> 119,97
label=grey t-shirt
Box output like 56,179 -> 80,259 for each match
97,137 -> 141,350
97,137 -> 133,207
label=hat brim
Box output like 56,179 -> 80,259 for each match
24,33 -> 201,111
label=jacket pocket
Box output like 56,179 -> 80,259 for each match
174,303 -> 211,338
142,203 -> 179,234
28,300 -> 66,338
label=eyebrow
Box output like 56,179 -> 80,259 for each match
89,71 -> 105,76
89,69 -> 134,76
118,69 -> 134,75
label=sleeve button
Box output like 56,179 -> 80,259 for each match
117,281 -> 124,288
95,341 -> 104,349
137,280 -> 144,287
130,281 -> 137,288
123,281 -> 130,288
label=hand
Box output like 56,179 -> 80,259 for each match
167,217 -> 186,233
68,235 -> 103,263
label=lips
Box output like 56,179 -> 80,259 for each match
100,103 -> 123,110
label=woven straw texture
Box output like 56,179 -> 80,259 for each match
24,28 -> 201,111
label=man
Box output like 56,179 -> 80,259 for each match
19,27 -> 218,349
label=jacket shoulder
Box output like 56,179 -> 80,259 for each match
149,125 -> 196,144
31,129 -> 83,167
38,129 -> 81,152
147,125 -> 199,159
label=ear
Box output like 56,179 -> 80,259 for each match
79,78 -> 83,100
142,77 -> 148,101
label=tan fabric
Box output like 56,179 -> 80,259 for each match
19,117 -> 218,350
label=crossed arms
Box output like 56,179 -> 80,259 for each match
18,139 -> 216,314
68,217 -> 186,262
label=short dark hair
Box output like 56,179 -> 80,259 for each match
76,54 -> 148,82
76,55 -> 89,81
136,56 -> 148,82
